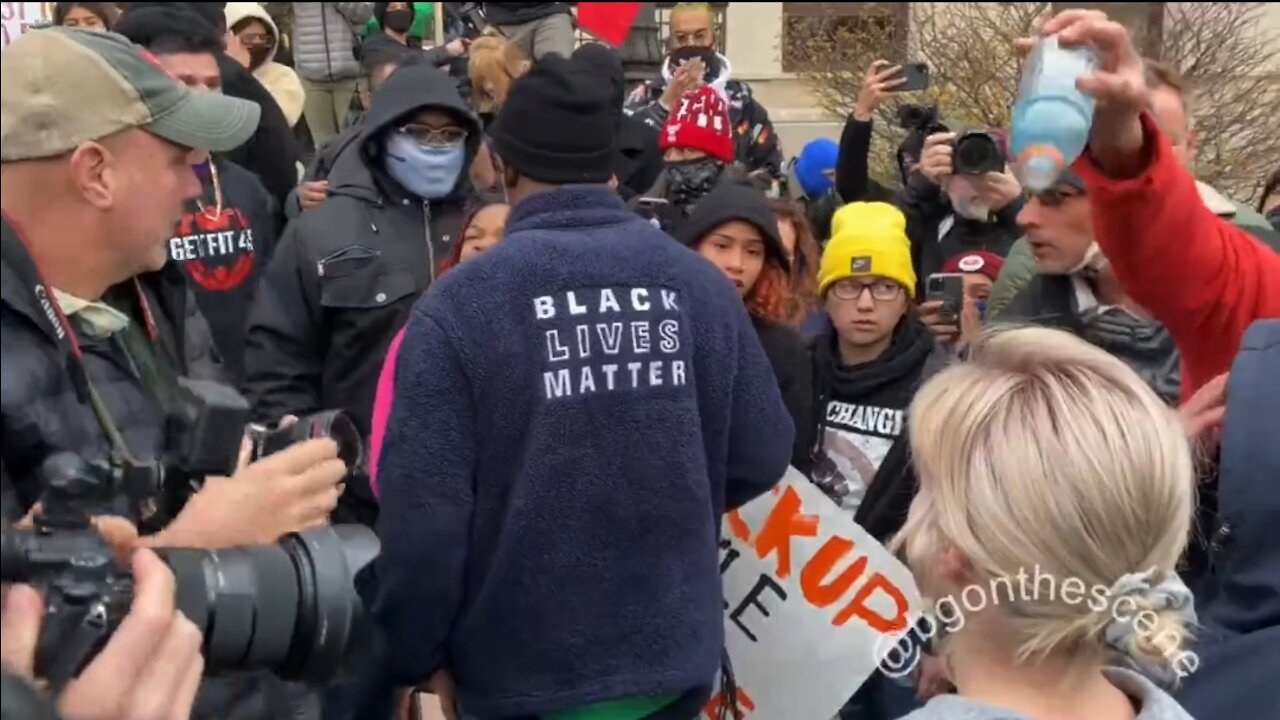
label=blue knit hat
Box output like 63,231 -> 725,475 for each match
795,138 -> 839,198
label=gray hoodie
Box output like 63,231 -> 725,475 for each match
897,668 -> 1194,720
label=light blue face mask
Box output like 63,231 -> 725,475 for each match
384,132 -> 467,200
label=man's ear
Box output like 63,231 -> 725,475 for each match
1185,124 -> 1199,164
68,141 -> 115,211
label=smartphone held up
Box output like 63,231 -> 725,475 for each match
892,62 -> 930,93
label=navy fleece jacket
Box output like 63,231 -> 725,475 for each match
375,186 -> 793,718
1176,321 -> 1280,719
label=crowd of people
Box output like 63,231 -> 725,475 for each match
1,2 -> 1278,720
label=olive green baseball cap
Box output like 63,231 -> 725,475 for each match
1,27 -> 260,162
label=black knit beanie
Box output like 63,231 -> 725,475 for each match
572,43 -> 625,117
122,2 -> 226,33
676,181 -> 791,274
115,3 -> 222,48
489,54 -> 617,185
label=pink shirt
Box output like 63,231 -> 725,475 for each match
367,327 -> 406,499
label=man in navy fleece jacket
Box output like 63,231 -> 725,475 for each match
375,52 -> 795,719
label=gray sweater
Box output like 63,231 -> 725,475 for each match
898,668 -> 1194,720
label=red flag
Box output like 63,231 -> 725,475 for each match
576,2 -> 643,47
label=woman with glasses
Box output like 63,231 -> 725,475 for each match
675,181 -> 814,473
808,202 -> 948,520
225,3 -> 305,128
808,203 -> 953,720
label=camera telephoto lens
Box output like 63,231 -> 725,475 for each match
256,410 -> 365,471
953,132 -> 1005,176
157,525 -> 379,681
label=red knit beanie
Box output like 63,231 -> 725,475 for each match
941,250 -> 1005,282
659,86 -> 733,163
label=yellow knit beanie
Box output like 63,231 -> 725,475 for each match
819,202 -> 917,298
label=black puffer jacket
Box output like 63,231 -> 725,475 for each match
1,218 -> 222,512
242,65 -> 480,526
1002,273 -> 1181,405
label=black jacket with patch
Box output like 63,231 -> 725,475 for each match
242,65 -> 480,526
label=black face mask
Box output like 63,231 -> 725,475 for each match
666,46 -> 720,83
383,8 -> 414,34
247,46 -> 271,70
664,157 -> 723,209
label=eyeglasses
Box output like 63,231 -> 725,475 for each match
830,278 -> 903,302
1029,187 -> 1085,208
397,124 -> 468,148
238,33 -> 275,47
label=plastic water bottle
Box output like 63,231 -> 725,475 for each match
1011,35 -> 1099,191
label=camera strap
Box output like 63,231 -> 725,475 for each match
0,214 -> 146,463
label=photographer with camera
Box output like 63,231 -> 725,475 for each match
1,28 -> 347,541
902,126 -> 1024,294
2,545 -> 203,720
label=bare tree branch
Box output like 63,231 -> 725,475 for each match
784,2 -> 1280,202
1159,3 -> 1280,202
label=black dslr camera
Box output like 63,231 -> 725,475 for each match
0,452 -> 379,692
897,103 -> 947,135
132,379 -> 363,531
896,103 -> 1005,176
951,130 -> 1006,176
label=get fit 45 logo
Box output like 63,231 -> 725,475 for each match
169,207 -> 256,292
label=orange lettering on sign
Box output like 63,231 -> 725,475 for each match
833,571 -> 911,632
702,686 -> 756,719
752,485 -> 818,580
800,536 -> 869,608
726,509 -> 751,543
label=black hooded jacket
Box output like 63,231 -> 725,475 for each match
808,316 -> 948,538
242,65 -> 480,526
673,181 -> 812,472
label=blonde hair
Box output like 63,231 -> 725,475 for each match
897,327 -> 1195,674
467,33 -> 530,114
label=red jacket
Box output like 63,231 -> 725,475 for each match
1075,112 -> 1280,402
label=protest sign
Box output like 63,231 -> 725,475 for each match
706,469 -> 922,720
1,2 -> 49,47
